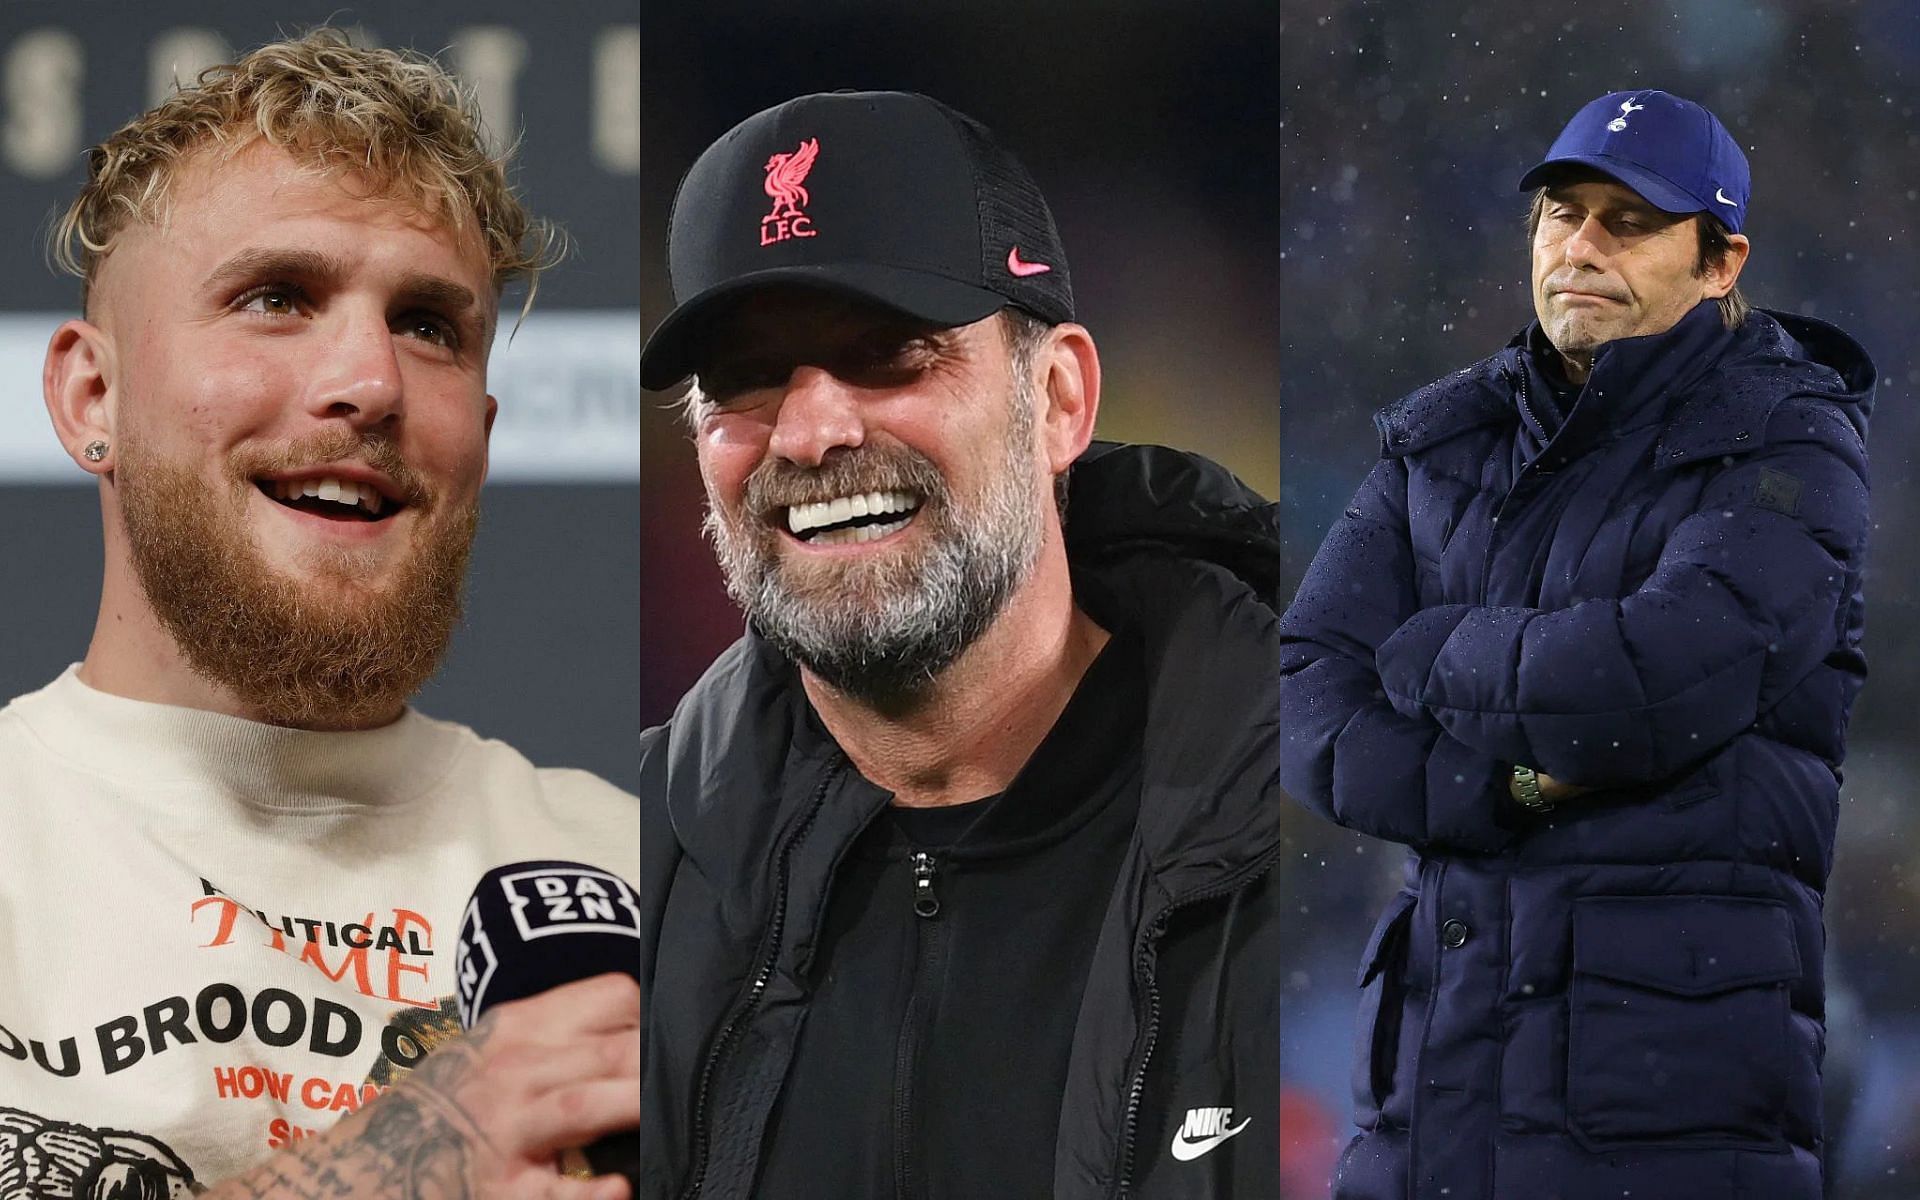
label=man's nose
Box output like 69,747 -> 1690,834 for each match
306,311 -> 405,427
766,366 -> 865,467
1564,216 -> 1610,269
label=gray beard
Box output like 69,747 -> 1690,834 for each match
704,387 -> 1045,708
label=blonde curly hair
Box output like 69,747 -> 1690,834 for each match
53,27 -> 557,313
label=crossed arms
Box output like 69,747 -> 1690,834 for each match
1278,398 -> 1868,854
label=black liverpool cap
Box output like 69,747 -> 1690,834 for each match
640,90 -> 1075,391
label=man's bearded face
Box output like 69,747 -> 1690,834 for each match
82,143 -> 500,728
118,425 -> 477,728
703,368 -> 1046,705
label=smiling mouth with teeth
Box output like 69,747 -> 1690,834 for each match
784,489 -> 922,546
257,476 -> 401,522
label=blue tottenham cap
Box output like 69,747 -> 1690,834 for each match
1518,90 -> 1750,233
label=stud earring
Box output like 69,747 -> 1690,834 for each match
83,440 -> 108,463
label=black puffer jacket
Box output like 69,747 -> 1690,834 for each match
637,443 -> 1281,1199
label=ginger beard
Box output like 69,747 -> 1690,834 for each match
117,426 -> 478,727
704,375 -> 1047,706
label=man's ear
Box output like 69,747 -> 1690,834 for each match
476,394 -> 498,484
44,319 -> 116,475
1703,232 -> 1751,299
1037,322 -> 1101,477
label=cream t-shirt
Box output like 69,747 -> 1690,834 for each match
0,668 -> 639,1192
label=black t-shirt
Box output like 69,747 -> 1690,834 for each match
754,631 -> 1146,1199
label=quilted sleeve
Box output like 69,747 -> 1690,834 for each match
1280,458 -> 1517,854
1373,400 -> 1869,786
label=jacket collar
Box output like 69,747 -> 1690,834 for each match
1560,301 -> 1736,441
1375,305 -> 1874,468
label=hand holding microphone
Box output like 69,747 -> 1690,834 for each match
205,861 -> 641,1200
454,861 -> 645,1189
390,971 -> 641,1198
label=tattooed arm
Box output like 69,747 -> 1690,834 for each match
206,974 -> 641,1200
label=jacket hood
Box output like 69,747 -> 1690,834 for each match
1375,305 -> 1876,462
1063,442 -> 1282,892
1064,441 -> 1279,604
657,441 -> 1282,900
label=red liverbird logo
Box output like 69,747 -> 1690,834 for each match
761,137 -> 820,246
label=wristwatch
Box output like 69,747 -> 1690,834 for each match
1510,764 -> 1553,812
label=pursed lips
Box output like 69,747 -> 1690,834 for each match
1549,282 -> 1628,303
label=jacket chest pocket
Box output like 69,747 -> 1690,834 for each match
1567,894 -> 1800,1150
1351,890 -> 1418,1129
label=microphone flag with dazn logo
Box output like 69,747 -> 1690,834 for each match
453,861 -> 643,1029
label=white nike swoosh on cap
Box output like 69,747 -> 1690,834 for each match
1169,1116 -> 1252,1162
1715,188 -> 1738,207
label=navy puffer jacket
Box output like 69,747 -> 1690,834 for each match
1279,302 -> 1873,1199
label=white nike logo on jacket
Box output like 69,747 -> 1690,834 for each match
1170,1106 -> 1252,1161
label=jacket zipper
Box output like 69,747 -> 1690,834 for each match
1514,366 -> 1546,454
679,765 -> 838,1200
910,851 -> 941,917
1486,370 -> 1543,600
892,850 -> 946,1199
1110,845 -> 1284,1198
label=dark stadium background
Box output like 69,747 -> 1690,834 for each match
0,3 -> 641,790
1283,3 -> 1920,1194
639,0 -> 1281,727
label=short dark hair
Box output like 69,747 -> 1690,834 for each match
1525,169 -> 1749,330
1000,307 -> 1070,521
1692,213 -> 1751,328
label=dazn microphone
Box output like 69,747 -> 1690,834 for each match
455,860 -> 642,1185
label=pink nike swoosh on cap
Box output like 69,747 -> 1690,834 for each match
1007,246 -> 1051,277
